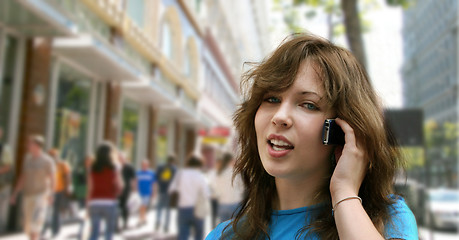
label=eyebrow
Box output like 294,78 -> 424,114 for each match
298,91 -> 323,99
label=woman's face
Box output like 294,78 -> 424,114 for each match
255,61 -> 335,180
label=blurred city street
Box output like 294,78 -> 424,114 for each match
0,0 -> 458,239
0,206 -> 219,240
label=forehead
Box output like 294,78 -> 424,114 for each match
291,61 -> 323,94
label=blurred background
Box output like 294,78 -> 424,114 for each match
0,0 -> 457,239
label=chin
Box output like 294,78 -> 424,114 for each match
260,155 -> 294,178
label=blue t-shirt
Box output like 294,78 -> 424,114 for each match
137,170 -> 156,197
206,196 -> 418,240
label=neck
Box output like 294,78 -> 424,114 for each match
31,150 -> 42,158
275,171 -> 327,210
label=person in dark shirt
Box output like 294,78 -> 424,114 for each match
155,155 -> 176,232
118,152 -> 136,230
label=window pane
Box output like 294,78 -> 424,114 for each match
162,22 -> 173,59
0,35 -> 18,141
120,99 -> 140,165
127,0 -> 145,27
53,65 -> 91,168
156,121 -> 169,165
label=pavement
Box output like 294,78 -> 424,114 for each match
2,209 -> 458,240
0,207 -> 214,240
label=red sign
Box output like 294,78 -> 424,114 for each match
199,127 -> 230,137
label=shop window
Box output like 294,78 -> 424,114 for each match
120,99 -> 140,165
53,65 -> 91,167
0,34 -> 19,232
156,120 -> 169,165
0,35 -> 18,144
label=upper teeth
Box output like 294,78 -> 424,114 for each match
270,139 -> 291,146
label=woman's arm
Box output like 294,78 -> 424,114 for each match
331,118 -> 385,240
168,170 -> 179,194
115,169 -> 124,197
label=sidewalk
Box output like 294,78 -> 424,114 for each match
0,207 -> 213,240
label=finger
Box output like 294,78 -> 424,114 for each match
334,118 -> 357,148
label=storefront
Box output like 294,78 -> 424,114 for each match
0,28 -> 25,233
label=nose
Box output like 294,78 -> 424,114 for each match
271,103 -> 293,128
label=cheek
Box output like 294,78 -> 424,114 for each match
254,108 -> 268,139
296,115 -> 331,155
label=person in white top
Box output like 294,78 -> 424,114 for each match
214,153 -> 244,222
168,155 -> 209,240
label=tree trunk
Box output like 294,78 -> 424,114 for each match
341,0 -> 367,67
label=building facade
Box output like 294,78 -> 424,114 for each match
0,0 -> 268,233
401,0 -> 458,188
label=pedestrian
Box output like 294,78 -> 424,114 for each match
169,155 -> 210,240
118,151 -> 136,230
75,154 -> 93,240
10,135 -> 56,240
207,159 -> 220,228
155,155 -> 176,232
42,148 -> 71,238
214,153 -> 243,222
206,34 -> 418,239
136,159 -> 157,227
73,155 -> 93,208
87,142 -> 123,240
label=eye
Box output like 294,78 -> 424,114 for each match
302,103 -> 319,111
264,96 -> 281,103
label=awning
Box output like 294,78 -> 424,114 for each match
123,79 -> 199,124
53,36 -> 144,82
122,79 -> 176,105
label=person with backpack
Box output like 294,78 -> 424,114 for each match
155,155 -> 176,232
42,148 -> 71,238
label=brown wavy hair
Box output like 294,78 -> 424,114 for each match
223,34 -> 404,239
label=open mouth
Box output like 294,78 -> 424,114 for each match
268,139 -> 294,151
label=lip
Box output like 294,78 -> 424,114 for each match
266,134 -> 294,158
267,134 -> 294,146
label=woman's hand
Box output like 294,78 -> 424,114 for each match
329,118 -> 368,204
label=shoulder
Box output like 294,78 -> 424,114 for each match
42,154 -> 56,168
61,161 -> 71,171
385,195 -> 418,240
206,221 -> 231,240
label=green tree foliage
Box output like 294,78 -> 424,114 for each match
275,0 -> 413,66
423,120 -> 458,187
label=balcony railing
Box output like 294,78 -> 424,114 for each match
79,0 -> 200,100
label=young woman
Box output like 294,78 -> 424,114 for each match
206,34 -> 418,240
87,142 -> 123,240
